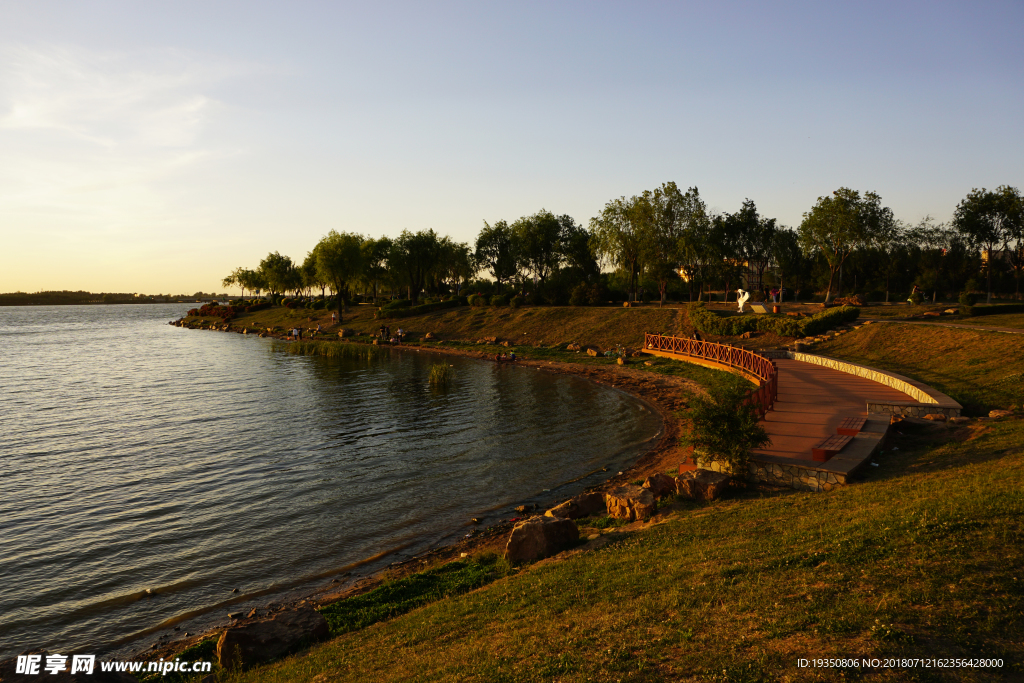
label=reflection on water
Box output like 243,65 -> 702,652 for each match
0,304 -> 661,657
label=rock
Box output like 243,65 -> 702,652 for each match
216,606 -> 329,670
504,516 -> 579,562
642,473 -> 676,498
923,413 -> 947,421
740,331 -> 760,339
604,485 -> 656,521
228,612 -> 244,620
372,339 -> 379,345
623,301 -> 631,307
949,416 -> 971,424
923,311 -> 941,317
514,503 -> 535,514
643,361 -> 653,366
675,469 -> 731,501
989,409 -> 1013,419
616,357 -> 625,365
483,336 -> 497,343
424,332 -> 434,340
501,341 -> 510,347
944,309 -> 958,314
586,347 -> 599,357
337,329 -> 348,338
544,492 -> 606,519
566,343 -> 581,351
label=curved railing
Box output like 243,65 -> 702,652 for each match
644,333 -> 778,417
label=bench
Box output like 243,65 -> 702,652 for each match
812,434 -> 853,462
837,417 -> 867,436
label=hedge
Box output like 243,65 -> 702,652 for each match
964,303 -> 1024,317
687,302 -> 859,338
377,299 -> 460,319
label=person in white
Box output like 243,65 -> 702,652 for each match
736,289 -> 751,313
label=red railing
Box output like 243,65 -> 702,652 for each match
644,333 -> 778,418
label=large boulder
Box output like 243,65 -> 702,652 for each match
545,492 -> 606,520
216,606 -> 329,670
675,469 -> 731,501
989,409 -> 1013,419
604,485 -> 656,521
642,473 -> 676,498
504,516 -> 579,562
586,347 -> 600,357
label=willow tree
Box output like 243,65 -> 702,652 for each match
591,194 -> 651,303
390,229 -> 440,303
315,231 -> 363,321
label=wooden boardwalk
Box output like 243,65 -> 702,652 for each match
751,358 -> 912,475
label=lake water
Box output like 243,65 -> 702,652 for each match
0,304 -> 661,659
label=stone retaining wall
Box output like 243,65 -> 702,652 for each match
706,459 -> 845,493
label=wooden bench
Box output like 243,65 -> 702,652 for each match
837,417 -> 867,436
812,434 -> 852,462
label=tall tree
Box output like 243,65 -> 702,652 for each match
646,183 -> 687,306
512,209 -> 563,291
871,217 -> 909,302
591,194 -> 651,303
770,228 -> 803,302
475,220 -> 518,286
360,236 -> 392,304
390,229 -> 441,303
728,199 -> 777,297
315,231 -> 363,321
557,214 -> 599,281
798,188 -> 890,302
674,187 -> 715,302
953,186 -> 1023,303
436,237 -> 474,296
258,252 -> 295,296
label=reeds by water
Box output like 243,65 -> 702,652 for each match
429,363 -> 455,387
284,340 -> 386,361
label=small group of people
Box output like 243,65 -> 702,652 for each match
493,351 -> 516,362
377,325 -> 404,344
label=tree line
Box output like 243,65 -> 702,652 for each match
223,183 -> 1024,319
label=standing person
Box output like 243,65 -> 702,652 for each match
331,311 -> 337,324
385,325 -> 391,342
396,327 -> 404,344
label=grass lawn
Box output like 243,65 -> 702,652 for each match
810,323 -> 1024,416
958,313 -> 1024,330
224,418 -> 1024,682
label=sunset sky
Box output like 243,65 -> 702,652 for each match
1,1 -> 1022,294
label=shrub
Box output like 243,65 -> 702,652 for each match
490,294 -> 508,307
382,299 -> 412,311
687,302 -> 858,339
509,295 -> 524,309
681,382 -> 770,472
469,295 -> 487,307
909,291 -> 924,305
245,302 -> 270,313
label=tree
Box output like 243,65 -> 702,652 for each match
315,231 -> 363,321
953,186 -> 1024,303
770,228 -> 803,302
674,187 -> 716,302
390,229 -> 441,303
591,194 -> 651,303
475,220 -> 518,286
437,237 -> 474,296
798,188 -> 890,302
360,236 -> 392,304
258,252 -> 295,296
302,249 -> 326,298
729,199 -> 777,297
512,209 -> 563,291
682,382 -> 771,473
557,214 -> 599,282
871,218 -> 910,302
646,183 -> 687,306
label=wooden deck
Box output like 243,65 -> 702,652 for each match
752,359 -> 913,474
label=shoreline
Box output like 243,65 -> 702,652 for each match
123,321 -> 699,662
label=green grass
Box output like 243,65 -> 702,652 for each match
811,323 -> 1024,415
228,418 -> 1024,682
318,556 -> 511,637
282,340 -> 387,361
956,313 -> 1024,330
428,363 -> 455,387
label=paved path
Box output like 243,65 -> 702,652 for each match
863,319 -> 1024,335
752,359 -> 912,470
